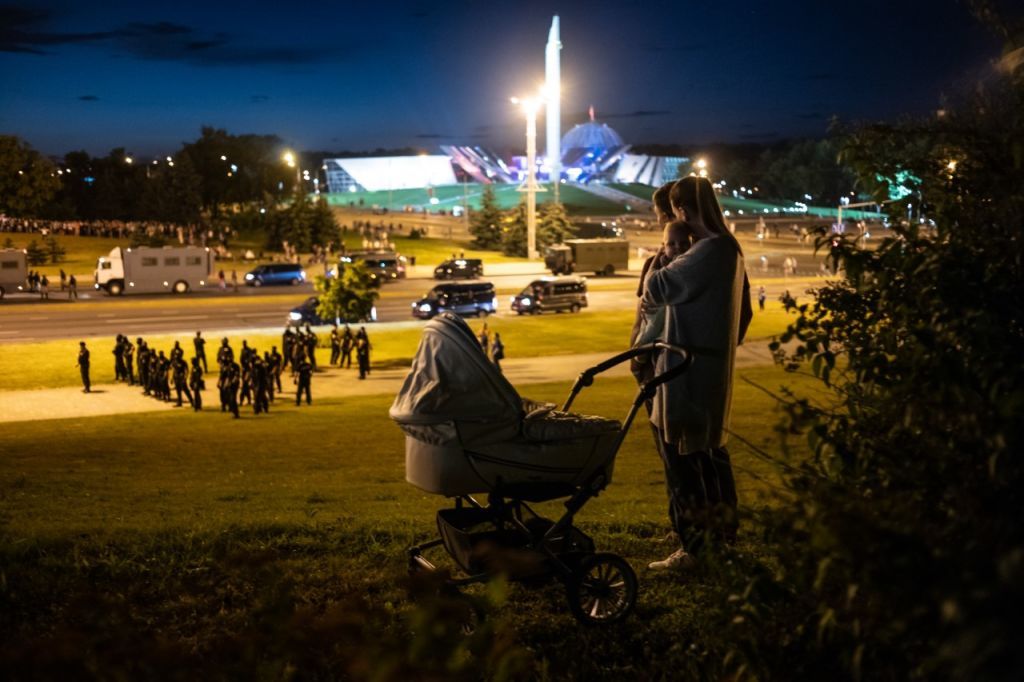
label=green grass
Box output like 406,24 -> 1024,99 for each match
0,302 -> 798,392
325,182 -> 627,215
0,366 -> 818,677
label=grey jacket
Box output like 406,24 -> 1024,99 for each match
638,236 -> 745,451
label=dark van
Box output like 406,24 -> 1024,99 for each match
433,258 -> 484,280
288,296 -> 377,326
412,281 -> 498,320
245,263 -> 306,287
340,251 -> 406,283
510,277 -> 588,315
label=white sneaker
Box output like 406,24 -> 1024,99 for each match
648,548 -> 694,571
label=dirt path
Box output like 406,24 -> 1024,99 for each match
0,343 -> 777,424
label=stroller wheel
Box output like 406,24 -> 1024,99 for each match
443,587 -> 486,636
566,553 -> 637,625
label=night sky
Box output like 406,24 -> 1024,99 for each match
0,0 -> 1003,158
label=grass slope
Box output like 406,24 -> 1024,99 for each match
0,367 -> 818,678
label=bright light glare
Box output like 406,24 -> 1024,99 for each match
695,158 -> 707,170
283,151 -> 296,167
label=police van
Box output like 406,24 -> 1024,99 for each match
412,281 -> 498,319
510,276 -> 588,315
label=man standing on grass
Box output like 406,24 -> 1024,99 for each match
340,325 -> 354,369
189,357 -> 204,411
77,341 -> 91,393
295,356 -> 313,405
330,325 -> 341,365
68,274 -> 77,300
269,346 -> 283,395
194,331 -> 207,372
252,356 -> 270,414
172,355 -> 193,408
219,360 -> 240,418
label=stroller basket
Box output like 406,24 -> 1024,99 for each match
437,507 -> 501,574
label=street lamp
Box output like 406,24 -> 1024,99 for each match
283,150 -> 301,190
511,95 -> 546,259
694,157 -> 708,178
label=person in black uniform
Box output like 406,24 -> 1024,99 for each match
305,327 -> 318,370
268,346 -> 283,394
123,337 -> 135,386
216,338 -> 234,368
194,331 -> 208,372
295,357 -> 312,405
356,336 -> 370,380
172,356 -> 193,407
113,335 -> 126,382
239,343 -> 253,406
340,325 -> 354,368
158,351 -> 171,401
262,351 -> 276,403
171,340 -> 184,362
77,341 -> 91,392
189,357 -> 204,411
135,337 -> 147,389
329,325 -> 341,365
252,357 -> 270,414
282,328 -> 294,371
219,360 -> 240,418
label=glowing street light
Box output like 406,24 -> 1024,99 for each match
282,150 -> 302,190
511,94 -> 547,259
694,157 -> 708,178
124,156 -> 133,165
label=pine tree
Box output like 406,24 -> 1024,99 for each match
314,262 -> 380,324
24,240 -> 48,266
500,200 -> 528,257
468,184 -> 503,249
45,236 -> 66,264
537,201 -> 576,246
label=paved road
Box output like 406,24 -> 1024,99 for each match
0,266 -> 644,342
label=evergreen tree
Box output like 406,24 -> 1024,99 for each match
0,136 -> 60,217
24,240 -> 48,266
45,236 -> 66,264
314,262 -> 380,324
468,184 -> 503,249
500,201 -> 528,257
537,201 -> 576,246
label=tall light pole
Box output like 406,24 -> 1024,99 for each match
283,151 -> 301,191
511,96 -> 545,259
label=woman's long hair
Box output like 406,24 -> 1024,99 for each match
670,176 -> 743,255
652,182 -> 674,221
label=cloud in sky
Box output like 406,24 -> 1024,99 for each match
0,6 -> 336,66
78,94 -> 99,101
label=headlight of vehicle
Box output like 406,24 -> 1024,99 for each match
418,303 -> 432,312
521,297 -> 531,306
288,311 -> 302,320
245,273 -> 254,280
370,306 -> 377,321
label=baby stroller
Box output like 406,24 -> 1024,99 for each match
389,313 -> 690,625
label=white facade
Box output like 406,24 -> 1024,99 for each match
324,155 -> 457,193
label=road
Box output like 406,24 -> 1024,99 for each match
0,266 -> 644,341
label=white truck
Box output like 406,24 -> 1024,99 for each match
0,248 -> 28,299
94,246 -> 212,295
544,238 -> 630,276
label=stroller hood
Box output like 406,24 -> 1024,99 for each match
389,313 -> 522,442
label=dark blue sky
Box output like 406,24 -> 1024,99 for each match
0,0 -> 1003,157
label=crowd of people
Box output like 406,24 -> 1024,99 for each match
19,269 -> 80,299
1,216 -> 195,241
76,324 -> 374,416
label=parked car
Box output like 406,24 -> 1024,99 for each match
245,263 -> 306,287
511,277 -> 588,315
433,258 -> 484,280
339,251 -> 406,283
288,296 -> 377,326
412,281 -> 498,320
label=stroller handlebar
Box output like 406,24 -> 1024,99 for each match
561,342 -> 692,412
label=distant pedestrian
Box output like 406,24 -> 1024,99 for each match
478,323 -> 490,355
757,285 -> 766,311
39,275 -> 49,299
295,358 -> 313,405
68,274 -> 78,300
231,269 -> 238,292
218,270 -> 226,290
491,333 -> 505,372
189,358 -> 204,411
194,331 -> 208,372
340,325 -> 354,368
330,325 -> 341,365
77,341 -> 91,392
356,336 -> 370,379
269,346 -> 283,394
59,269 -> 66,291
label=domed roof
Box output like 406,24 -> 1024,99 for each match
560,121 -> 624,156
